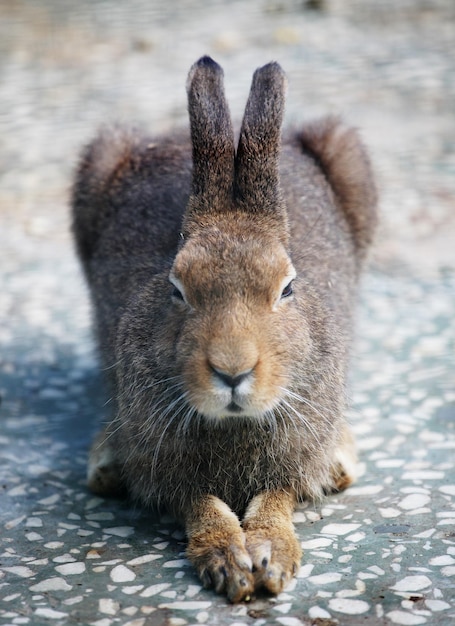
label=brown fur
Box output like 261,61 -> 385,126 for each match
73,56 -> 377,602
297,116 -> 378,256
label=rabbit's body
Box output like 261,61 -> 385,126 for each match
73,58 -> 376,602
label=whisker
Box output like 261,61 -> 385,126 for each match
279,386 -> 331,424
100,358 -> 124,372
95,375 -> 186,450
277,402 -> 318,454
278,397 -> 322,452
275,403 -> 297,441
119,375 -> 183,405
176,404 -> 198,437
94,413 -> 125,449
263,408 -> 277,435
122,377 -> 185,423
148,392 -> 190,473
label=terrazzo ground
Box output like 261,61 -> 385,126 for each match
2,261 -> 454,626
1,1 -> 454,625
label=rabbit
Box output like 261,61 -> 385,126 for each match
72,56 -> 377,603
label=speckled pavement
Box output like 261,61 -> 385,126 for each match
1,2 -> 454,625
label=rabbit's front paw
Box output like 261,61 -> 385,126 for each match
244,526 -> 301,595
242,490 -> 301,595
187,530 -> 254,603
185,496 -> 254,603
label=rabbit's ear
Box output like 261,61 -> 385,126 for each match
235,63 -> 287,222
186,56 -> 235,220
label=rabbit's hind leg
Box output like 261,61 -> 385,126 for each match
87,428 -> 125,496
243,490 -> 302,596
328,422 -> 358,493
185,495 -> 255,603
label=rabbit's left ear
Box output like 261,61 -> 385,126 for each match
186,56 -> 235,221
235,63 -> 288,225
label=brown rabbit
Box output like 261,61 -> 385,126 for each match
72,56 -> 377,603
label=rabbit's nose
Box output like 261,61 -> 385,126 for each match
210,365 -> 254,390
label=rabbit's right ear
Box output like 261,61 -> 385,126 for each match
235,63 -> 288,228
185,56 -> 235,229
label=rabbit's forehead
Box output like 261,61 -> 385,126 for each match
172,234 -> 293,290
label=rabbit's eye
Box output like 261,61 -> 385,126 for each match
169,274 -> 188,305
171,286 -> 185,301
281,281 -> 294,299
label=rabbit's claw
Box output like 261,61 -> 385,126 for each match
245,528 -> 302,595
187,533 -> 254,603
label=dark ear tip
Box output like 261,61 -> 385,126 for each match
187,56 -> 224,93
195,55 -> 220,70
253,61 -> 287,89
259,61 -> 285,74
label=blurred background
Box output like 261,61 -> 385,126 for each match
1,0 -> 454,277
1,3 -> 454,624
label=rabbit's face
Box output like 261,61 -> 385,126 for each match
169,216 -> 309,421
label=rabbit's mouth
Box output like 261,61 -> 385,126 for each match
225,401 -> 243,414
184,355 -> 287,420
193,391 -> 277,421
